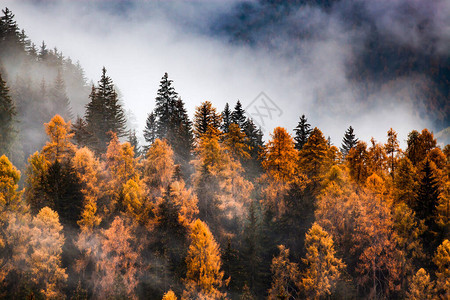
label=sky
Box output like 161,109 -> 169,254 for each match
4,0 -> 448,148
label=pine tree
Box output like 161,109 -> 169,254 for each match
49,69 -> 73,121
340,126 -> 358,157
193,101 -> 222,139
231,100 -> 246,129
0,8 -> 20,52
143,111 -> 157,151
0,73 -> 16,156
293,114 -> 312,151
221,103 -> 232,133
267,245 -> 299,300
223,123 -> 250,160
154,72 -> 178,139
127,129 -> 140,157
184,219 -> 226,299
300,223 -> 344,299
71,116 -> 91,148
85,67 -> 127,153
385,128 -> 400,179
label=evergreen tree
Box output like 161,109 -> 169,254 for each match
85,67 -> 127,153
0,8 -> 20,53
143,111 -> 157,151
340,126 -> 358,157
127,129 -> 140,157
0,73 -> 16,156
293,114 -> 312,151
221,103 -> 232,133
39,160 -> 84,228
231,100 -> 246,129
154,72 -> 178,138
71,116 -> 91,148
49,69 -> 73,121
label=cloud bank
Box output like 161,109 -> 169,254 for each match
4,0 -> 448,147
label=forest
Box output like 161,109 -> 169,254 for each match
0,5 -> 449,300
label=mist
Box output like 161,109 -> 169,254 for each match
4,0 -> 448,148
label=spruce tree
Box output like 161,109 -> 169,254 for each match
143,112 -> 157,151
340,126 -> 358,157
293,114 -> 312,151
231,100 -> 246,129
49,69 -> 73,121
154,72 -> 178,139
0,73 -> 16,156
71,116 -> 91,148
0,8 -> 20,52
127,129 -> 140,157
85,67 -> 127,153
221,103 -> 232,133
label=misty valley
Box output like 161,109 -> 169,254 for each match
0,2 -> 449,300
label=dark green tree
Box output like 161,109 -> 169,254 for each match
143,112 -> 157,152
231,100 -> 246,129
242,118 -> 264,178
221,103 -> 232,133
293,114 -> 312,151
71,116 -> 91,148
39,160 -> 84,228
340,126 -> 358,157
154,72 -> 178,139
85,67 -> 127,153
414,159 -> 441,256
0,8 -> 20,52
127,129 -> 140,158
0,73 -> 16,156
169,98 -> 193,175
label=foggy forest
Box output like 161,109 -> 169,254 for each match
0,1 -> 449,299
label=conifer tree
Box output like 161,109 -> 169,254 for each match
346,141 -> 369,184
49,69 -> 73,121
299,127 -> 329,186
340,126 -> 358,157
184,219 -> 226,299
385,128 -> 400,179
0,8 -> 20,52
231,100 -> 246,129
300,223 -> 344,299
71,116 -> 91,148
221,102 -> 232,133
29,207 -> 67,298
293,114 -> 312,151
223,123 -> 250,160
127,129 -> 140,157
0,73 -> 16,156
154,72 -> 178,138
267,245 -> 299,300
193,101 -> 222,139
143,111 -> 157,150
85,67 -> 127,153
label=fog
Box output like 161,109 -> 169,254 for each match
5,0 -> 447,148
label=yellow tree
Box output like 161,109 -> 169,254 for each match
29,207 -> 67,299
73,147 -> 101,230
142,138 -> 175,191
299,127 -> 330,186
433,239 -> 450,299
300,223 -> 345,299
367,137 -> 387,176
94,216 -> 141,299
346,141 -> 369,184
24,151 -> 50,212
167,180 -> 199,227
222,123 -> 250,160
184,219 -> 226,299
42,114 -> 76,163
162,290 -> 177,300
262,127 -> 298,182
122,178 -> 152,224
406,268 -> 434,300
193,101 -> 222,140
267,245 -> 299,300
